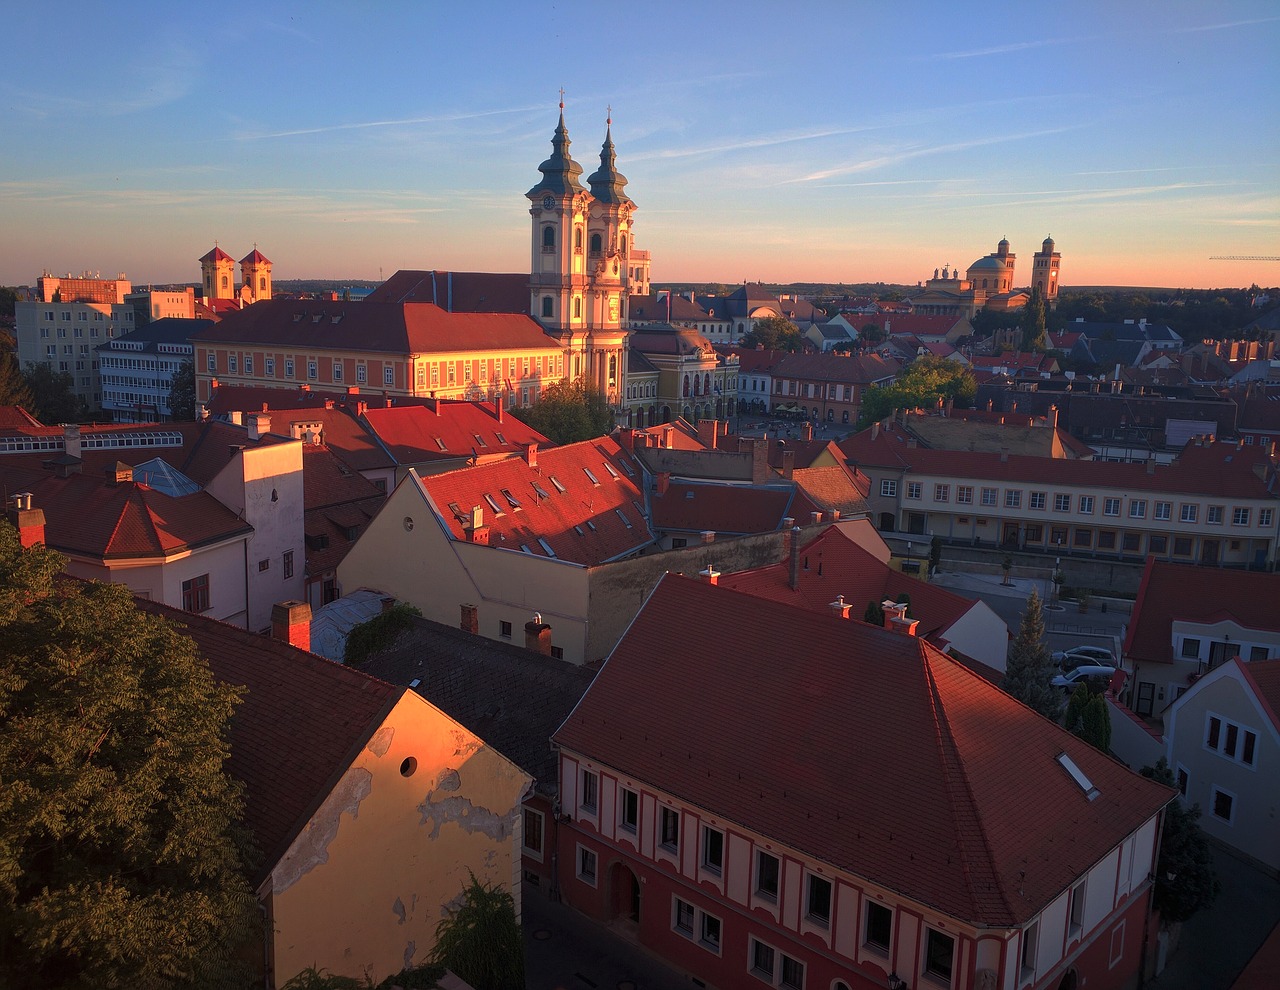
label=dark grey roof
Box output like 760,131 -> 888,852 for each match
1067,320 -> 1181,343
627,349 -> 660,375
360,617 -> 595,797
586,125 -> 632,207
97,317 -> 211,350
526,112 -> 586,199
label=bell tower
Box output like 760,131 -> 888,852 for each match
199,245 -> 235,303
239,247 -> 272,304
1033,236 -> 1061,309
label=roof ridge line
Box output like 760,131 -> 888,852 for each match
922,643 -> 1016,922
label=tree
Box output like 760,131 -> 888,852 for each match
742,315 -> 804,352
860,322 -> 886,345
1019,285 -> 1047,351
1002,589 -> 1063,719
863,600 -> 885,625
1064,684 -> 1112,752
929,534 -> 942,575
0,349 -> 34,408
0,523 -> 260,989
857,356 -> 976,427
22,363 -> 87,423
1140,759 -> 1220,925
168,358 -> 196,421
510,377 -> 614,445
428,872 -> 524,990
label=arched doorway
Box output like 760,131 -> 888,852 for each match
608,862 -> 640,925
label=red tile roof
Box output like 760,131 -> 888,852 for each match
790,464 -> 871,518
362,402 -> 547,465
555,575 -> 1173,926
720,524 -> 976,644
419,437 -> 652,565
722,347 -> 789,374
301,444 -> 386,575
0,405 -> 41,428
774,351 -> 901,384
650,480 -> 796,536
875,314 -> 967,337
303,443 -> 383,512
1124,557 -> 1280,665
1240,660 -> 1280,735
364,270 -> 529,313
192,299 -> 556,355
137,599 -> 401,882
240,248 -> 270,264
840,429 -> 1280,499
199,246 -> 233,263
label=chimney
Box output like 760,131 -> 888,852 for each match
271,600 -> 312,652
1146,456 -> 1155,475
891,614 -> 920,637
356,400 -> 368,417
228,410 -> 243,426
210,377 -> 220,391
617,429 -> 635,451
1047,405 -> 1059,430
829,595 -> 852,619
1010,400 -> 1018,414
830,509 -> 841,521
462,505 -> 490,545
299,383 -> 310,392
700,530 -> 716,544
324,399 -> 335,410
63,424 -> 82,460
781,449 -> 795,480
246,412 -> 271,441
986,399 -> 993,411
495,397 -> 504,424
525,442 -> 538,469
524,616 -> 552,656
810,511 -> 823,526
6,493 -> 46,548
699,566 -> 720,585
789,525 -> 802,590
105,461 -> 132,485
656,472 -> 671,496
346,386 -> 360,396
698,418 -> 719,450
383,390 -> 392,408
460,603 -> 479,635
802,422 -> 813,441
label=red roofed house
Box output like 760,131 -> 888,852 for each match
1123,557 -> 1280,719
1162,658 -> 1280,874
143,597 -> 530,987
719,520 -> 1009,673
553,575 -> 1173,990
771,351 -> 901,427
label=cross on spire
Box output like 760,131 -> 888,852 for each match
607,104 -> 612,126
558,87 -> 565,109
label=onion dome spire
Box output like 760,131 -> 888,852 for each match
527,94 -> 585,199
587,107 -> 632,206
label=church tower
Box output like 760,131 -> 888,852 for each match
1032,236 -> 1062,309
199,245 -> 235,303
527,105 -> 634,406
239,247 -> 273,304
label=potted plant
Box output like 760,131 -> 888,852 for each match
1077,587 -> 1092,613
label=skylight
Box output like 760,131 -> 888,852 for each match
537,538 -> 556,557
615,508 -> 632,529
434,437 -> 447,451
473,433 -> 488,448
603,461 -> 620,479
1056,752 -> 1099,801
583,468 -> 600,485
532,482 -> 551,499
495,432 -> 507,445
550,476 -> 567,493
500,488 -> 521,509
483,493 -> 503,515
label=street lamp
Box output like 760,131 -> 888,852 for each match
906,541 -> 913,575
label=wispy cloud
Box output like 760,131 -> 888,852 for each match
1173,16 -> 1280,33
922,36 -> 1084,61
627,125 -> 880,163
4,42 -> 197,118
237,105 -> 545,140
1072,165 -> 1228,176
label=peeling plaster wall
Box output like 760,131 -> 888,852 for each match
267,693 -> 531,987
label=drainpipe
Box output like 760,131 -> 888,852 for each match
1138,805 -> 1168,988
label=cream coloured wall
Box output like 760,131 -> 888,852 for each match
266,691 -> 530,985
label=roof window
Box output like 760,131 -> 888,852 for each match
615,509 -> 632,529
573,525 -> 585,536
495,432 -> 507,445
1056,752 -> 1099,800
537,538 -> 556,557
532,482 -> 551,499
500,488 -> 521,509
550,475 -> 567,493
483,493 -> 503,515
586,520 -> 597,531
434,436 -> 447,451
584,468 -> 600,485
603,461 -> 620,479
473,433 -> 488,448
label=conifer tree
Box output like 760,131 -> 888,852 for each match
1002,588 -> 1062,719
1140,759 -> 1220,925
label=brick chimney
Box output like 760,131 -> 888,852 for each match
698,418 -> 719,450
525,615 -> 552,656
7,493 -> 46,547
271,600 -> 312,651
781,449 -> 795,480
882,601 -> 919,636
460,603 -> 479,635
829,594 -> 852,619
801,422 -> 813,441
1047,405 -> 1059,430
656,472 -> 671,496
462,505 -> 490,545
246,412 -> 271,441
699,566 -> 720,585
525,442 -> 538,469
810,511 -> 823,526
700,530 -> 716,544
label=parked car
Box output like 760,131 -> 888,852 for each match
1051,664 -> 1117,692
1052,645 -> 1116,670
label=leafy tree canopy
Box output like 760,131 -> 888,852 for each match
0,524 -> 259,989
1064,683 -> 1112,752
860,322 -> 886,345
1002,588 -> 1063,720
1140,759 -> 1220,926
742,315 -> 804,352
429,872 -> 524,990
1020,285 -> 1047,351
509,377 -> 614,445
168,358 -> 196,421
0,349 -> 35,409
345,602 -> 422,666
22,363 -> 88,423
858,355 -> 976,427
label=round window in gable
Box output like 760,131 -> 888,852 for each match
400,757 -> 418,778
403,516 -> 414,532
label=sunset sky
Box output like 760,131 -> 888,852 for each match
2,1 -> 1277,291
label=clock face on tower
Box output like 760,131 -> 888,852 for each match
542,195 -> 555,210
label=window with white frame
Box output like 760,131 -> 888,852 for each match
523,807 -> 544,857
207,353 -> 216,372
265,358 -> 275,377
384,365 -> 394,386
577,844 -> 597,884
1104,497 -> 1121,516
285,359 -> 295,377
1180,638 -> 1201,659
1232,507 -> 1250,526
700,912 -> 722,952
619,788 -> 638,833
805,874 -> 832,926
1207,505 -> 1223,525
228,355 -> 238,373
674,896 -> 695,935
307,360 -> 317,380
1155,501 -> 1171,521
702,825 -> 724,874
1068,881 -> 1085,937
881,479 -> 897,497
956,485 -> 973,504
1020,920 -> 1039,982
1261,508 -> 1274,527
660,806 -> 679,850
924,927 -> 955,983
1205,714 -> 1257,767
580,769 -> 598,812
864,900 -> 892,952
333,361 -> 343,382
906,482 -> 922,500
1054,493 -> 1071,512
1005,489 -> 1022,509
1079,495 -> 1094,514
1180,503 -> 1198,523
1211,786 -> 1235,824
981,487 -> 998,506
1029,491 -> 1046,510
750,938 -> 804,989
1130,500 -> 1146,518
755,850 -> 780,900
934,483 -> 950,502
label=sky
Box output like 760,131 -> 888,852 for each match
2,1 -> 1278,291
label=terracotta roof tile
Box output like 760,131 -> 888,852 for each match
650,480 -> 795,535
362,402 -> 547,464
365,270 -> 528,312
554,576 -> 1172,926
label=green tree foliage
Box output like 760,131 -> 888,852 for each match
344,602 -> 423,666
1002,589 -> 1063,720
1020,285 -> 1047,351
429,872 -> 524,990
742,315 -> 804,352
929,535 -> 942,574
863,600 -> 885,625
860,322 -> 886,345
22,363 -> 87,423
0,524 -> 259,989
509,377 -> 614,445
0,286 -> 20,320
0,349 -> 35,409
1140,759 -> 1221,925
168,358 -> 196,422
1064,684 -> 1112,752
857,356 -> 976,427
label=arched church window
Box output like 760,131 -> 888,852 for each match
683,375 -> 690,397
574,228 -> 583,252
704,373 -> 711,394
541,296 -> 554,318
259,276 -> 266,291
693,376 -> 700,395
609,354 -> 617,384
543,225 -> 555,249
221,276 -> 228,289
590,233 -> 602,256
